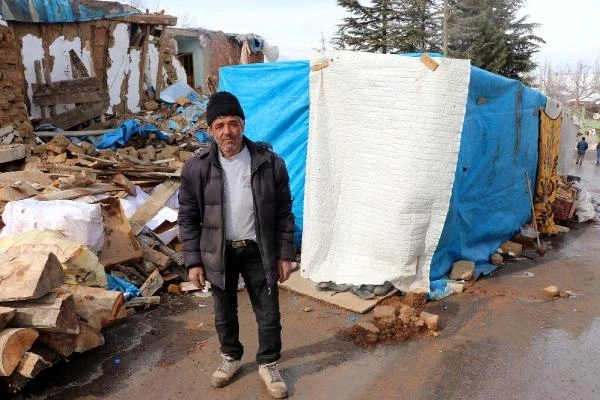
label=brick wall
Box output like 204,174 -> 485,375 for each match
208,33 -> 263,85
0,25 -> 32,141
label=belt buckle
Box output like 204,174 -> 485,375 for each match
231,240 -> 246,249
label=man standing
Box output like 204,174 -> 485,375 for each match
576,136 -> 588,165
178,91 -> 295,399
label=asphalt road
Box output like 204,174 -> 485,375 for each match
6,154 -> 600,400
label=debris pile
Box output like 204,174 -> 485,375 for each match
344,292 -> 439,348
0,252 -> 126,392
0,90 -> 216,393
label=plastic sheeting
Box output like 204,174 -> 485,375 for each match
219,61 -> 310,245
430,67 -> 546,290
0,0 -> 139,23
93,119 -> 169,149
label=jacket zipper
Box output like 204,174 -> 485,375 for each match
251,158 -> 272,294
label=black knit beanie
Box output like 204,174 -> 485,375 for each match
206,91 -> 245,127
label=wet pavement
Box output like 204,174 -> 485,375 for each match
4,153 -> 600,400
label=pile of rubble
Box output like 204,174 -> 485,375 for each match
0,95 -> 215,393
344,291 -> 439,347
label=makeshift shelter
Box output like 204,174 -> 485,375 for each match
216,50 -> 568,295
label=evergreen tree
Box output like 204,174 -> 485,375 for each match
397,0 -> 442,53
332,0 -> 403,54
447,0 -> 543,79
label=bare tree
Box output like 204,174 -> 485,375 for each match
535,60 -> 600,108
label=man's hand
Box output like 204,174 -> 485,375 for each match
277,260 -> 293,283
188,265 -> 206,289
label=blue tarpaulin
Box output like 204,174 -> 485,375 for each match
0,0 -> 139,23
107,275 -> 141,301
93,119 -> 169,149
429,67 -> 546,295
217,59 -> 547,292
219,61 -> 310,246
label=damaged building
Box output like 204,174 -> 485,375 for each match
0,0 -> 267,133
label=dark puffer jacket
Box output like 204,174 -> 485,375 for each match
177,137 -> 296,290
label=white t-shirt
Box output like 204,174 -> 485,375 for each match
218,146 -> 257,241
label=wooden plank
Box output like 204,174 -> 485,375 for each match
69,49 -> 89,78
110,14 -> 178,26
39,101 -> 107,130
41,58 -> 55,116
109,174 -> 136,195
129,179 -> 180,235
140,269 -> 164,297
97,197 -> 142,267
31,183 -> 120,201
0,169 -> 52,185
0,252 -> 64,302
0,328 -> 39,377
32,77 -> 102,96
33,60 -> 47,119
278,271 -> 398,314
138,24 -> 151,109
34,129 -> 108,137
180,281 -> 202,293
0,144 -> 26,163
60,284 -> 127,331
0,307 -> 16,330
33,90 -> 108,106
125,296 -> 161,307
141,245 -> 171,269
3,291 -> 80,334
155,31 -> 167,100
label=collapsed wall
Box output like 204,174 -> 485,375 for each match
0,25 -> 32,141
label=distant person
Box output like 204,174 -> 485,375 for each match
596,143 -> 600,166
178,91 -> 295,399
576,137 -> 588,165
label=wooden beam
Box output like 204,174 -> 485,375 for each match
32,77 -> 102,96
125,296 -> 160,307
129,179 -> 180,235
39,101 -> 108,130
97,197 -> 142,267
69,49 -> 90,78
155,31 -> 167,100
41,58 -> 55,116
33,90 -> 108,106
110,14 -> 178,26
33,60 -> 47,119
34,129 -> 108,137
31,183 -> 121,201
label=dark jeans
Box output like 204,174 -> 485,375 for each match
211,242 -> 282,364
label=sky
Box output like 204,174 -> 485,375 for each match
133,0 -> 599,67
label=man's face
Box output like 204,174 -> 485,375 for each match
209,116 -> 244,157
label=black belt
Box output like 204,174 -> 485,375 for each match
226,240 -> 256,249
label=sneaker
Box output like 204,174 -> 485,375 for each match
258,361 -> 288,398
211,354 -> 242,388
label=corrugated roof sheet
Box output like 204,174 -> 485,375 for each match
0,0 -> 140,23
